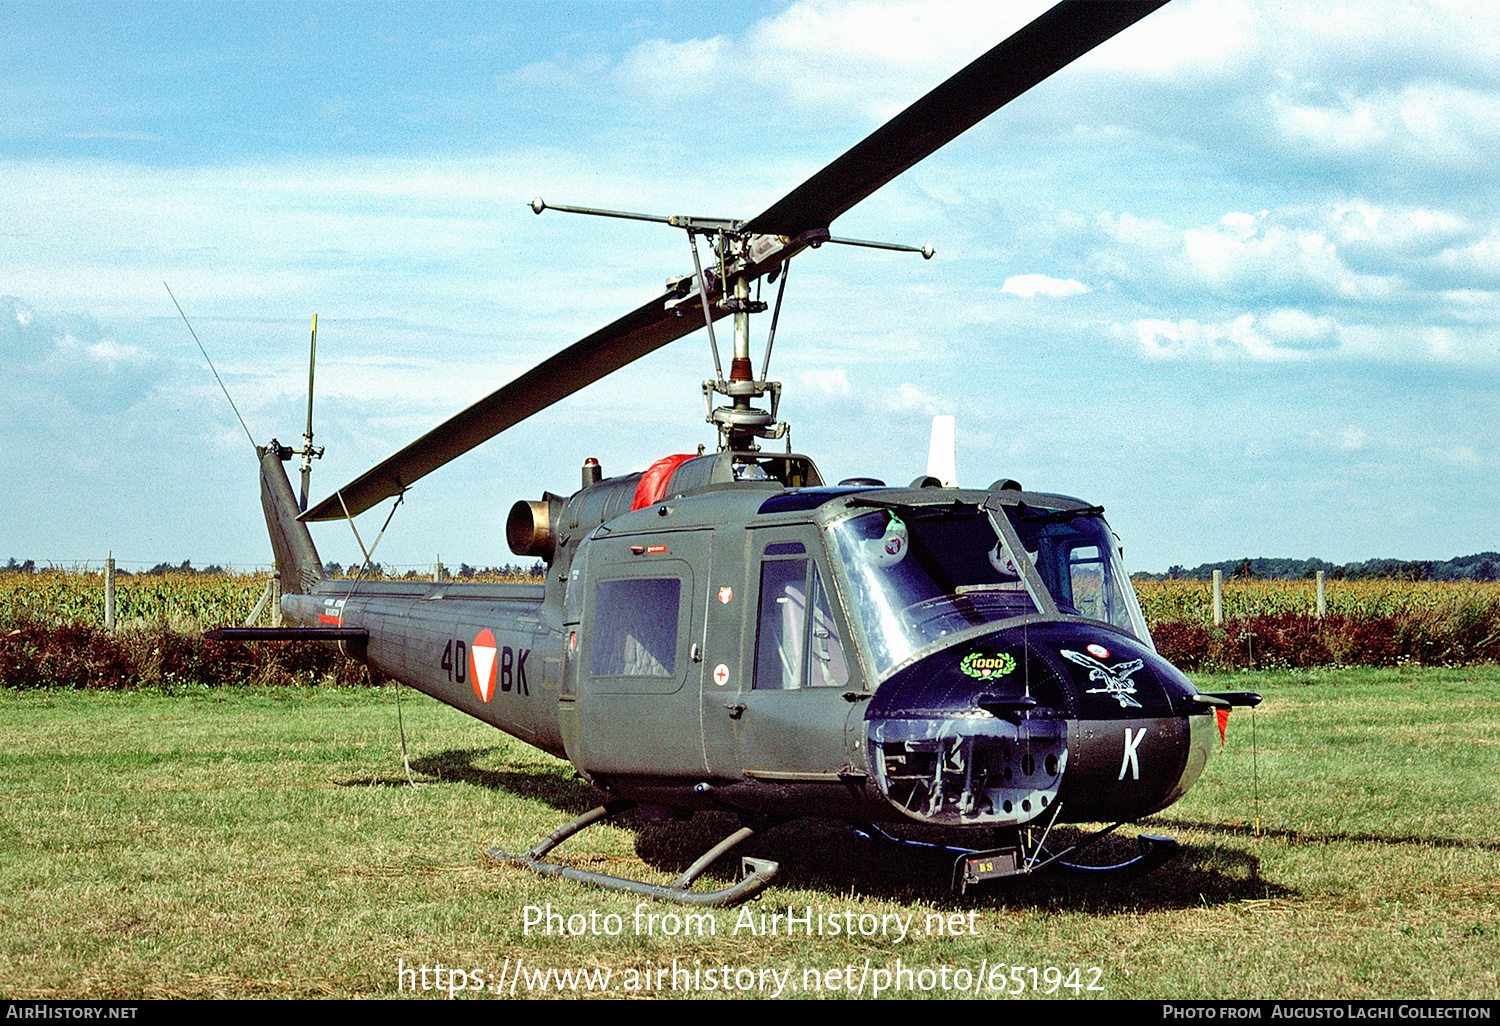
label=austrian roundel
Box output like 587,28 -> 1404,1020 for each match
470,629 -> 498,702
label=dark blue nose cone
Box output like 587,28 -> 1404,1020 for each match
865,624 -> 1206,827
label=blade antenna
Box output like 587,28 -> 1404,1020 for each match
166,283 -> 256,449
297,315 -> 326,512
687,230 -> 726,386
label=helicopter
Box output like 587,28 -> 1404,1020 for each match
210,0 -> 1260,906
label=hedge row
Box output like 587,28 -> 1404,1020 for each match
1151,610 -> 1500,671
0,619 -> 368,690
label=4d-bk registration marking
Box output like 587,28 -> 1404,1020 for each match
440,635 -> 530,698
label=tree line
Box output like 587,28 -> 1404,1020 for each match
1142,552 -> 1500,582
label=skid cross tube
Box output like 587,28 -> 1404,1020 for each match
488,802 -> 780,907
853,813 -> 1179,893
953,822 -> 1181,892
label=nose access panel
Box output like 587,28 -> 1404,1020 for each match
871,714 -> 1066,826
1005,624 -> 1201,823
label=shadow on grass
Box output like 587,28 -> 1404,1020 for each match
633,815 -> 1293,913
338,747 -> 1296,912
1152,816 -> 1500,854
335,747 -> 592,808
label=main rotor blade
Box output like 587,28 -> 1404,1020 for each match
300,292 -> 724,521
302,1 -> 1166,522
741,0 -> 1168,238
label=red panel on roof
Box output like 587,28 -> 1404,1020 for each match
632,453 -> 697,510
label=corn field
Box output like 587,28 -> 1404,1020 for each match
0,569 -> 535,628
1135,578 -> 1500,670
0,570 -> 269,628
1134,577 -> 1500,624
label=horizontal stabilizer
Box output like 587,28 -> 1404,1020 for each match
205,626 -> 369,643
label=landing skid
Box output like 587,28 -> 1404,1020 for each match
854,816 -> 1180,894
487,800 -> 780,907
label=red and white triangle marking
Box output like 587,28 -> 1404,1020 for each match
471,629 -> 497,702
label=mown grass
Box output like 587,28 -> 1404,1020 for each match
1,666 -> 1496,1000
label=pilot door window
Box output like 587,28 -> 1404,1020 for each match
754,557 -> 850,690
591,577 -> 681,677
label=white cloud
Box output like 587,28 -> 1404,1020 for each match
1182,213 -> 1344,291
1260,308 -> 1338,349
616,36 -> 730,101
1329,201 -> 1473,260
1131,314 -> 1320,362
60,334 -> 144,369
1001,273 -> 1089,299
799,366 -> 852,397
614,0 -> 1057,122
1078,0 -> 1258,80
505,53 -> 611,90
1338,426 -> 1369,452
885,381 -> 948,416
0,298 -> 161,414
1422,444 -> 1481,466
1092,206 -> 1403,304
1271,82 -> 1500,166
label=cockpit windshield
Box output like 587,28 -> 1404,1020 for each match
1007,504 -> 1148,637
829,503 -> 1151,676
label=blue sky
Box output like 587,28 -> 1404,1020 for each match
2,0 -> 1496,574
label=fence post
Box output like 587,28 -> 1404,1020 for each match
104,556 -> 116,632
1212,569 -> 1223,626
1316,570 -> 1326,619
246,575 -> 278,626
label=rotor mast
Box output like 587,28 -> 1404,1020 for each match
532,198 -> 932,452
296,314 -> 325,512
714,235 -> 778,453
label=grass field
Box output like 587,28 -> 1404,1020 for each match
1,665 -> 1496,1000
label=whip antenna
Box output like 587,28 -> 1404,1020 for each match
167,283 -> 256,449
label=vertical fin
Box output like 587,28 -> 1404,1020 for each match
259,444 -> 324,595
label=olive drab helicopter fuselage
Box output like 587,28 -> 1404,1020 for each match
215,1 -> 1260,904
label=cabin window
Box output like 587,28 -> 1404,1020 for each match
754,557 -> 849,690
591,577 -> 681,677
